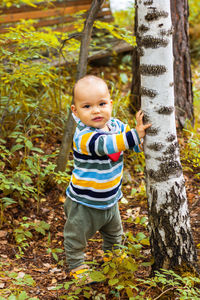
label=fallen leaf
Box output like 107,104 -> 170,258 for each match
0,231 -> 7,238
59,196 -> 66,203
51,278 -> 57,284
17,272 -> 25,279
43,263 -> 51,269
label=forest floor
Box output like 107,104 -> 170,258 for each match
0,65 -> 200,299
0,132 -> 199,299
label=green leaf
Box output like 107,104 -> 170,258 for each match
24,231 -> 33,238
108,278 -> 119,286
90,271 -> 106,282
136,232 -> 146,242
2,197 -> 16,208
140,238 -> 150,246
8,295 -> 17,300
11,144 -> 24,153
31,147 -> 44,153
120,73 -> 128,84
25,140 -> 33,150
83,291 -> 91,299
103,265 -> 110,274
18,291 -> 28,300
52,253 -> 58,261
141,261 -> 153,267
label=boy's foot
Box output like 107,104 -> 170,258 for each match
70,264 -> 94,284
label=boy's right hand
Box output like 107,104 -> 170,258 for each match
135,110 -> 152,139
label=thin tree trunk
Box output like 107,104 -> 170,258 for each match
136,0 -> 198,274
131,3 -> 141,112
56,0 -> 104,172
171,0 -> 194,128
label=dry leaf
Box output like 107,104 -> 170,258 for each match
59,196 -> 66,203
0,231 -> 7,238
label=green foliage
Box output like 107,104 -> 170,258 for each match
94,20 -> 136,47
13,217 -> 50,258
112,5 -> 135,31
56,223 -> 200,299
138,269 -> 200,299
1,0 -> 55,7
46,232 -> 64,265
189,0 -> 200,25
0,260 -> 38,299
180,80 -> 200,180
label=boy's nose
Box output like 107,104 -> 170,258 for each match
93,106 -> 100,113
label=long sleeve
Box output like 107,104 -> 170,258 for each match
73,127 -> 140,156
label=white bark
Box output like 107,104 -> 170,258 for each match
137,0 -> 198,271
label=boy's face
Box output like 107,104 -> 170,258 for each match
71,80 -> 113,129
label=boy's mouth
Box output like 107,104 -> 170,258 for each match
92,117 -> 103,122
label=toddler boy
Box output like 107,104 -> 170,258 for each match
63,75 -> 151,279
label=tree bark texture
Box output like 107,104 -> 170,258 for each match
170,0 -> 194,128
132,0 -> 194,128
56,0 -> 104,172
136,0 -> 198,273
131,3 -> 141,112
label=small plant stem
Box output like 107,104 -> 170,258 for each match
153,286 -> 176,300
37,156 -> 40,214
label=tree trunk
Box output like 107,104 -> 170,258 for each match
56,0 -> 104,172
136,0 -> 198,274
131,0 -> 194,128
131,3 -> 141,112
170,0 -> 194,128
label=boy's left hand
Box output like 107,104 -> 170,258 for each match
135,110 -> 152,139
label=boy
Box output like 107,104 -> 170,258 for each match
63,75 -> 151,279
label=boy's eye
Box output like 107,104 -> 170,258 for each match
83,105 -> 90,108
99,102 -> 106,106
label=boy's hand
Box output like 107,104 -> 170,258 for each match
135,110 -> 152,139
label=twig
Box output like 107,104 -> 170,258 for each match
153,286 -> 176,300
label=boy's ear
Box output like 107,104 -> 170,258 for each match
71,104 -> 77,116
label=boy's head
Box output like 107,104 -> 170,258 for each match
71,75 -> 113,129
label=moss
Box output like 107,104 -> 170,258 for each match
145,10 -> 168,22
141,35 -> 169,49
141,86 -> 158,98
157,106 -> 174,114
140,64 -> 167,76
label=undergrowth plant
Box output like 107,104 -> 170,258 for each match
0,260 -> 38,300
13,217 -> 50,258
180,75 -> 200,180
54,216 -> 200,299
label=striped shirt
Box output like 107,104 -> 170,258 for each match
66,118 -> 141,209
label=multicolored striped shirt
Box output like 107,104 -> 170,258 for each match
66,118 -> 141,209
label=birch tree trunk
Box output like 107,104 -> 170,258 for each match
136,0 -> 198,273
131,0 -> 194,128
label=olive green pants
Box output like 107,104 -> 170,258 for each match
63,197 -> 123,270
